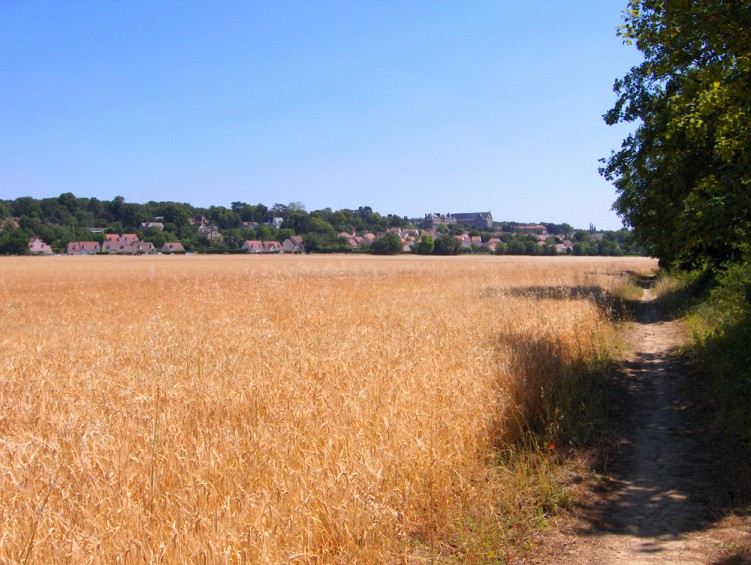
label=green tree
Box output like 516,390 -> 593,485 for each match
160,203 -> 191,228
58,192 -> 78,213
303,233 -> 350,253
208,206 -> 240,230
12,197 -> 40,218
284,209 -> 309,233
506,239 -> 526,255
524,240 -> 542,255
448,224 -> 465,236
433,235 -> 461,255
371,232 -> 403,255
277,228 -> 294,241
300,216 -> 349,253
602,0 -> 751,268
355,206 -> 373,219
416,234 -> 435,255
0,227 -> 29,255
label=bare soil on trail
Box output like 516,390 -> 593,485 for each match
547,286 -> 751,564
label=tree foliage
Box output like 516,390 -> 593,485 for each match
371,232 -> 403,255
433,235 -> 461,255
0,226 -> 29,255
416,234 -> 435,255
602,0 -> 751,268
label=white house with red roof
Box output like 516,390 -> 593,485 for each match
67,241 -> 101,255
28,237 -> 53,255
262,241 -> 283,253
161,242 -> 185,254
242,240 -> 263,253
242,240 -> 284,254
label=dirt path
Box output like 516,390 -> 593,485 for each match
552,286 -> 751,564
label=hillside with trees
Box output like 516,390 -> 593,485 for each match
0,193 -> 644,256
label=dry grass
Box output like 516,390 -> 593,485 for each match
0,255 -> 656,563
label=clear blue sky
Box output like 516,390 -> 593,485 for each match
0,1 -> 641,230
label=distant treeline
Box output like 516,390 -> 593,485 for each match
0,193 -> 645,256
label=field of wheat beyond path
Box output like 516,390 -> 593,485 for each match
0,255 -> 656,563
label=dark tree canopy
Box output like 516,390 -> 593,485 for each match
433,235 -> 461,256
416,234 -> 435,255
371,232 -> 403,255
602,0 -> 751,268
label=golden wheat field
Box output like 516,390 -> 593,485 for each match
0,254 -> 656,563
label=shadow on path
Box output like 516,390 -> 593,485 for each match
578,345 -> 712,539
563,289 -> 723,562
550,284 -> 751,564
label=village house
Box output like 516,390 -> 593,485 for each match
67,241 -> 101,255
28,237 -> 53,255
282,235 -> 305,253
1,217 -> 21,230
454,234 -> 472,248
241,240 -> 284,254
402,239 -> 416,253
263,241 -> 283,253
516,224 -> 547,235
101,233 -> 157,254
241,240 -> 263,253
102,241 -> 125,253
484,238 -> 502,252
132,241 -> 157,254
338,232 -> 363,251
103,234 -> 127,253
103,241 -> 157,255
162,242 -> 185,254
198,224 -> 221,239
140,222 -> 164,231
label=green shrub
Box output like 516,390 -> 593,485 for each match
686,261 -> 751,506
